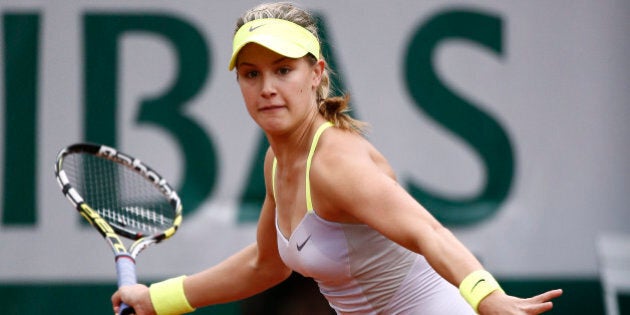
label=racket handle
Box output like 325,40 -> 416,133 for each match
116,256 -> 137,315
120,305 -> 135,315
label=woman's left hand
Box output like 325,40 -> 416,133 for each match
477,289 -> 563,314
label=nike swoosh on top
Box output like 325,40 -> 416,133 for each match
296,235 -> 312,251
249,24 -> 266,32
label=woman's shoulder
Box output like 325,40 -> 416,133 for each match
319,126 -> 370,158
316,127 -> 392,173
318,126 -> 397,180
309,127 -> 397,220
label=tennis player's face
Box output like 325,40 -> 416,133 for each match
236,43 -> 322,134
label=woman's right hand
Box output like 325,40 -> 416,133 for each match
111,284 -> 155,315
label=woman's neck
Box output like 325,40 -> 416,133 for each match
267,113 -> 325,166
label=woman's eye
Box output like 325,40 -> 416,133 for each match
245,71 -> 258,78
278,67 -> 291,75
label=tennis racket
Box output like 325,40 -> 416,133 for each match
54,143 -> 182,315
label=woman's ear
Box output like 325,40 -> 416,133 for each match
312,59 -> 325,87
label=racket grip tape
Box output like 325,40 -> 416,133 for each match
116,256 -> 138,315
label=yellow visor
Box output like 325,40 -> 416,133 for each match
228,18 -> 320,70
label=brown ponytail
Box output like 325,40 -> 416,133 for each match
318,95 -> 368,134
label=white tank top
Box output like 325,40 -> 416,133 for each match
273,122 -> 474,314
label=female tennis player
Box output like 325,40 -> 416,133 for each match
112,2 -> 562,314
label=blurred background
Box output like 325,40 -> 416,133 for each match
1,0 -> 629,314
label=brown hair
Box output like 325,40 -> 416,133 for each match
235,2 -> 368,133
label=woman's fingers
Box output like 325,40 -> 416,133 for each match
529,289 -> 563,303
524,289 -> 563,314
111,290 -> 122,314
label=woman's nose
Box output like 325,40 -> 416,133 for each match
260,75 -> 277,98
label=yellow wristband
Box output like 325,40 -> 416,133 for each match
459,270 -> 504,313
149,276 -> 196,315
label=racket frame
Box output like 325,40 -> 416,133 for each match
54,143 -> 183,315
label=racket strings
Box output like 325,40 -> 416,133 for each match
100,207 -> 171,234
64,153 -> 175,236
